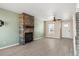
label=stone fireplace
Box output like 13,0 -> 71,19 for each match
19,13 -> 34,45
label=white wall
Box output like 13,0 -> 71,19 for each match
34,17 -> 44,40
72,13 -> 76,55
62,20 -> 73,39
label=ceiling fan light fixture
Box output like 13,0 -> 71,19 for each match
53,17 -> 56,21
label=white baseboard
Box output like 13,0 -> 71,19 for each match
62,37 -> 73,39
0,37 -> 43,49
34,37 -> 44,40
0,43 -> 19,50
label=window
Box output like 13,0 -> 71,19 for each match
48,24 -> 54,32
64,24 -> 68,27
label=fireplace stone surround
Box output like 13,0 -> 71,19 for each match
19,13 -> 34,45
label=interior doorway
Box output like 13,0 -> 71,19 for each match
44,20 -> 62,39
44,20 -> 73,39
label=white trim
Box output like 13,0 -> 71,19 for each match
34,37 -> 43,40
73,36 -> 77,56
62,37 -> 73,39
73,13 -> 77,56
0,43 -> 19,49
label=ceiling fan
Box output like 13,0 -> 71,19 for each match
53,16 -> 61,22
53,17 -> 56,21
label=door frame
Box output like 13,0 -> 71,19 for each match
44,20 -> 62,39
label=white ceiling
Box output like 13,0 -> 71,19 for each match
76,3 -> 79,12
0,3 -> 77,20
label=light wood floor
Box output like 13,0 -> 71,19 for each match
0,38 -> 74,56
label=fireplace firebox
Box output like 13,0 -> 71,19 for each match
25,32 -> 33,43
